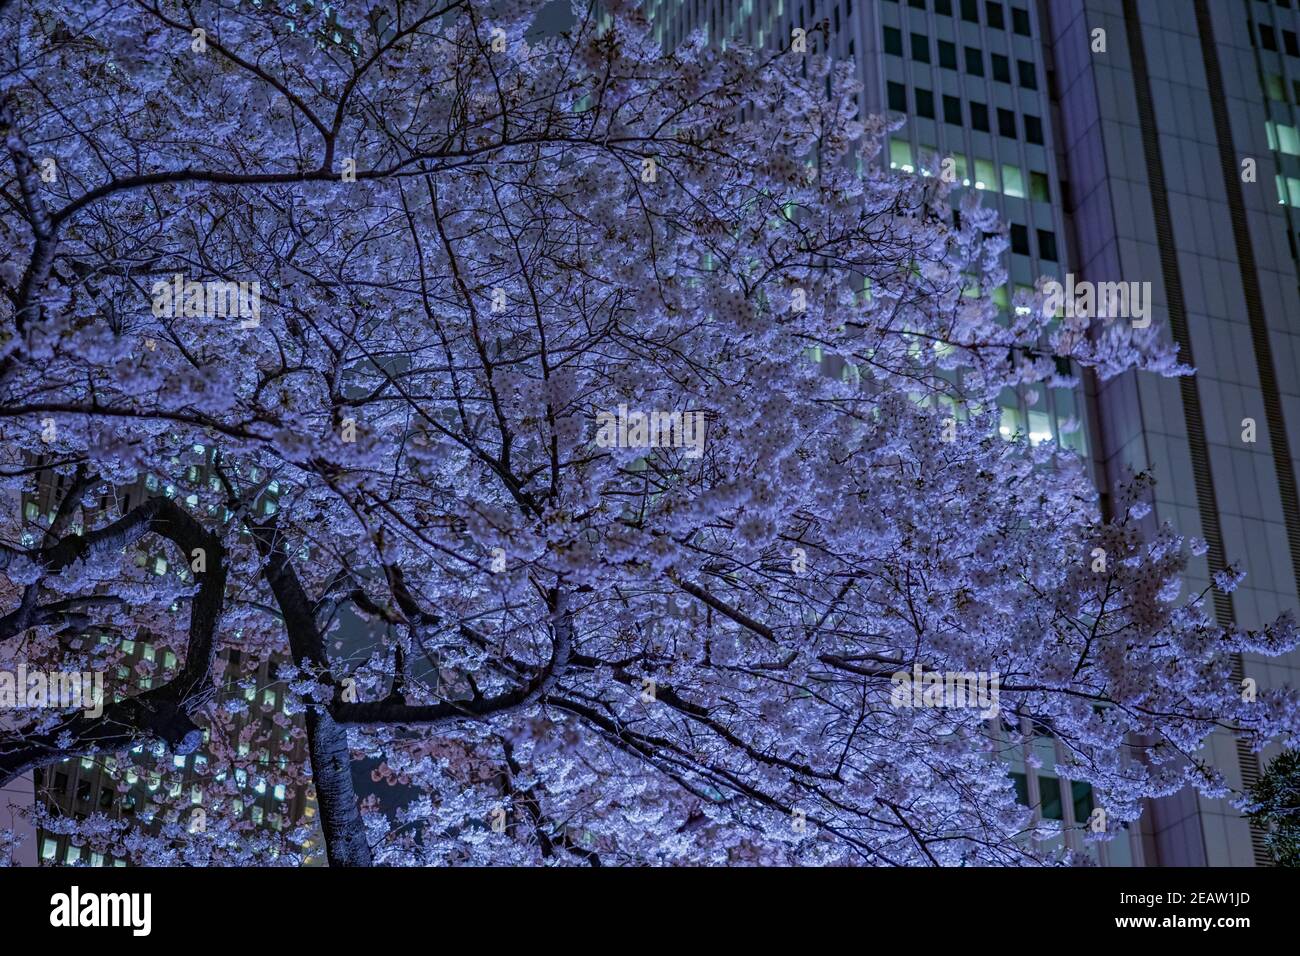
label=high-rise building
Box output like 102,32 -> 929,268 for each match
644,0 -> 1300,865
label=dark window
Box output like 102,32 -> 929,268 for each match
944,94 -> 963,124
884,26 -> 903,56
76,780 -> 92,804
911,33 -> 931,63
1286,30 -> 1299,56
888,81 -> 907,112
992,53 -> 1011,82
1024,113 -> 1044,144
98,787 -> 114,810
962,0 -> 979,22
998,107 -> 1017,137
965,46 -> 984,76
915,87 -> 935,118
1039,776 -> 1064,820
53,771 -> 69,792
935,0 -> 953,14
1038,228 -> 1058,261
1260,24 -> 1278,51
1010,223 -> 1029,255
1010,772 -> 1030,806
1030,171 -> 1050,202
1017,59 -> 1038,89
910,0 -> 926,8
1012,6 -> 1031,35
986,1 -> 1005,28
970,101 -> 989,131
1071,781 -> 1094,823
939,39 -> 958,69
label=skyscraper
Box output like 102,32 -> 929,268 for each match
644,0 -> 1300,865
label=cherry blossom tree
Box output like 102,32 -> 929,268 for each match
1,0 -> 1297,866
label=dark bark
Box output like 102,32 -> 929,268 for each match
248,518 -> 373,866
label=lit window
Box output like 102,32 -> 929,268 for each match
889,138 -> 913,170
1028,410 -> 1054,446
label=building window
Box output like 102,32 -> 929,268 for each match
1010,772 -> 1030,806
1260,24 -> 1278,51
970,101 -> 990,131
1017,59 -> 1038,89
1002,164 -> 1025,197
1037,229 -> 1058,261
1286,30 -> 1299,56
998,107 -> 1017,137
884,26 -> 902,56
1030,171 -> 1050,201
938,39 -> 957,69
1072,781 -> 1094,822
1010,223 -> 1030,255
975,157 -> 998,190
1024,113 -> 1044,144
909,0 -> 926,8
986,1 -> 1005,29
965,46 -> 984,76
944,94 -> 963,124
911,33 -> 931,63
915,87 -> 935,118
41,838 -> 58,861
962,0 -> 979,22
890,137 -> 913,169
1012,6 -> 1031,35
992,53 -> 1011,83
1272,121 -> 1300,154
1039,775 -> 1064,819
888,80 -> 907,112
935,0 -> 953,13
